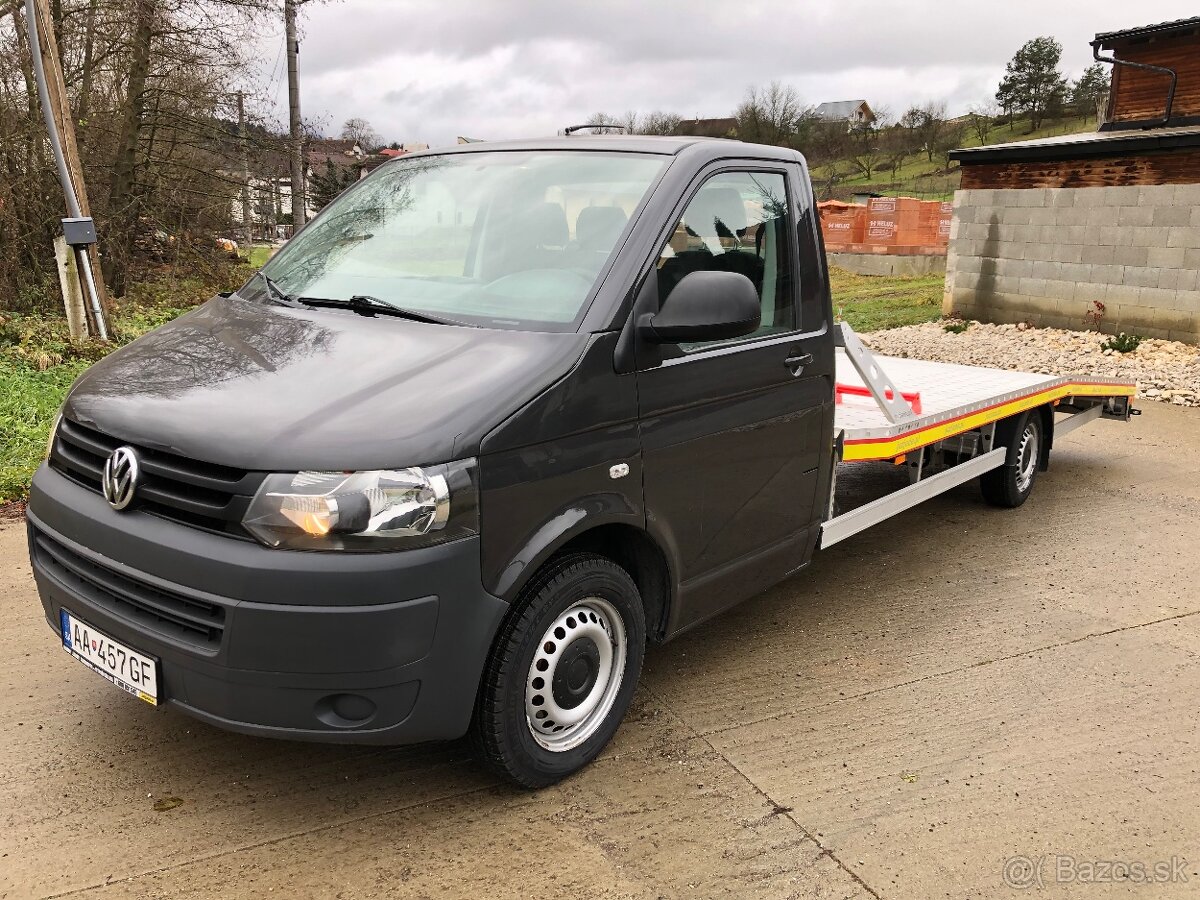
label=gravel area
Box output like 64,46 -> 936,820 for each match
862,321 -> 1200,407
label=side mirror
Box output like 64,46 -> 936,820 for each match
641,270 -> 761,344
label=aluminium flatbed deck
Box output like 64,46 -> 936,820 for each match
819,331 -> 1138,550
834,351 -> 1137,463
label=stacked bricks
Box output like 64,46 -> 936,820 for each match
817,201 -> 866,248
865,197 -> 922,247
819,198 -> 949,255
944,184 -> 1200,343
918,201 -> 954,245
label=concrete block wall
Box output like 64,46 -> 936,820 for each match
828,251 -> 946,277
944,184 -> 1200,343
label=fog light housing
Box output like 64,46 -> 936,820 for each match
314,693 -> 377,727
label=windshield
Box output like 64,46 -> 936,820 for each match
239,150 -> 668,331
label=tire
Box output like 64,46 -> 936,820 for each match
470,553 -> 646,788
980,410 -> 1043,508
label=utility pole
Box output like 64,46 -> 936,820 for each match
236,90 -> 253,245
285,0 -> 306,232
26,0 -> 109,340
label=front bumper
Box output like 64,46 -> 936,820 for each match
26,463 -> 508,744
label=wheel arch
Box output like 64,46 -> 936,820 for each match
554,524 -> 673,643
488,490 -> 677,643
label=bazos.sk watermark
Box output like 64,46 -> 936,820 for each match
1002,854 -> 1189,889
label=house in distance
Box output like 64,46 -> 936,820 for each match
814,100 -> 877,128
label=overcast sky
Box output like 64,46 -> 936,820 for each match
251,1 -> 1197,147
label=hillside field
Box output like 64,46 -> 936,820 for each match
810,114 -> 1098,201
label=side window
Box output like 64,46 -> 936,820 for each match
656,171 -> 796,349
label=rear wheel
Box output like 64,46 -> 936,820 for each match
471,553 -> 645,788
980,410 -> 1043,508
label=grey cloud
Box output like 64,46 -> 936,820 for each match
262,0 -> 1199,147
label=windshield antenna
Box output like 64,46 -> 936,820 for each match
563,123 -> 629,135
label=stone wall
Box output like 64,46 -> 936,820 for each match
944,184 -> 1200,343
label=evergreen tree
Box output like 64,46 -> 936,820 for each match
996,37 -> 1069,130
309,159 -> 360,212
1071,63 -> 1111,120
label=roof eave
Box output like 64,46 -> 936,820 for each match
949,129 -> 1200,164
1093,16 -> 1200,46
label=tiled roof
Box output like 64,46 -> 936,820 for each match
815,100 -> 869,120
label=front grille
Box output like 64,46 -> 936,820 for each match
32,528 -> 226,650
50,418 -> 264,539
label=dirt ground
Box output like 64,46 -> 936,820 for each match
2,402 -> 1199,899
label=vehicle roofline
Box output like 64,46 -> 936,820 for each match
376,136 -> 806,166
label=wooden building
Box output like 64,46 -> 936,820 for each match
1098,17 -> 1200,130
943,18 -> 1200,343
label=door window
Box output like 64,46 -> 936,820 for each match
655,171 -> 796,349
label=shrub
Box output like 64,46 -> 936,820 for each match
1100,332 -> 1142,353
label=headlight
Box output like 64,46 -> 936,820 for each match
242,459 -> 477,551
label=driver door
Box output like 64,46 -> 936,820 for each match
636,167 -> 830,632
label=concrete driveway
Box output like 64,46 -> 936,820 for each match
2,402 -> 1198,899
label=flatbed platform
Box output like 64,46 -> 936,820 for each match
834,351 -> 1137,462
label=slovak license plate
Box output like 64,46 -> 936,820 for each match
60,609 -> 159,706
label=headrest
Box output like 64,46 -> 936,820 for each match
684,187 -> 747,237
575,205 -> 628,251
520,201 -> 568,248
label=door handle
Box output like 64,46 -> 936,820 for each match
784,352 -> 813,373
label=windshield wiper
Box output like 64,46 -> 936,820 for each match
254,270 -> 301,307
296,294 -> 462,325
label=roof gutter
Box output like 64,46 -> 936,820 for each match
1090,39 -> 1177,129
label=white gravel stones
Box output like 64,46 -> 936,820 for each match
862,321 -> 1200,408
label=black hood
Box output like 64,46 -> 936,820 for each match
64,296 -> 590,470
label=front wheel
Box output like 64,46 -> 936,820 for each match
980,410 -> 1043,508
471,553 -> 646,788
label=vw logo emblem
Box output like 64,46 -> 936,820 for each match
102,446 -> 140,511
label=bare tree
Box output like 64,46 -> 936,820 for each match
102,0 -> 155,294
735,81 -> 808,147
966,101 -> 998,144
639,110 -> 682,135
803,119 -> 852,168
936,120 -> 967,168
900,101 -> 949,163
880,125 -> 916,182
340,117 -> 381,151
1,0 -> 283,305
844,109 -> 892,181
846,128 -> 885,181
618,110 -> 682,136
576,111 -> 623,134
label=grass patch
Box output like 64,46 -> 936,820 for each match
0,262 -> 253,502
246,244 -> 274,269
0,355 -> 90,501
830,266 -> 944,332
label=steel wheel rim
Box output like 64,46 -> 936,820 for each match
525,596 -> 627,752
1016,423 -> 1038,493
